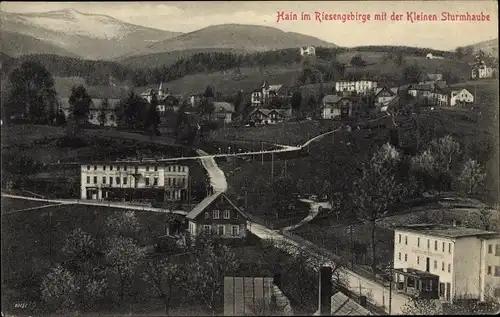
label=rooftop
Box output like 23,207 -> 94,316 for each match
393,268 -> 439,279
313,291 -> 375,316
395,224 -> 500,239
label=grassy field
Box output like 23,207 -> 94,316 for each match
210,120 -> 339,146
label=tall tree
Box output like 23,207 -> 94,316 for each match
455,47 -> 465,60
6,60 -> 57,123
145,94 -> 160,136
98,98 -> 109,127
40,265 -> 79,315
402,63 -> 423,84
142,258 -> 181,315
350,144 -> 405,272
69,85 -> 92,126
118,92 -> 148,130
457,159 -> 486,197
350,54 -> 366,68
290,91 -> 302,116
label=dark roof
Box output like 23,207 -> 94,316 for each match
393,268 -> 439,279
59,98 -> 121,110
186,192 -> 248,220
314,292 -> 375,315
322,94 -> 342,104
223,276 -> 293,316
395,224 -> 500,239
426,73 -> 443,81
248,108 -> 282,117
408,84 -> 433,91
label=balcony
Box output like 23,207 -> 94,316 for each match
393,268 -> 439,299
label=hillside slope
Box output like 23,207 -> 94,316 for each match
0,31 -> 79,58
0,9 -> 182,60
123,24 -> 336,57
462,38 -> 498,56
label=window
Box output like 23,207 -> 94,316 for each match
224,210 -> 230,219
405,236 -> 408,245
488,244 -> 493,254
442,242 -> 445,252
398,252 -> 401,260
231,225 -> 239,236
124,166 -> 127,171
449,243 -> 452,253
446,283 -> 451,301
102,177 -> 106,184
488,266 -> 492,275
439,283 -> 445,297
398,234 -> 401,243
146,166 -> 149,172
86,176 -> 90,184
154,177 -> 158,186
116,177 -> 120,185
173,178 -> 177,186
213,210 -> 220,219
167,178 -> 171,186
404,254 -> 408,262
442,262 -> 445,271
203,225 -> 211,234
217,225 -> 225,235
117,166 -> 120,171
110,165 -> 113,171
496,245 -> 500,256
145,178 -> 150,186
205,212 -> 209,219
123,178 -> 127,185
495,266 -> 500,277
417,256 -> 420,264
427,239 -> 430,249
109,177 -> 113,185
94,165 -> 97,170
93,176 -> 97,184
154,166 -> 158,171
103,165 -> 106,171
135,167 -> 138,173
434,260 -> 437,269
434,240 -> 438,251
417,237 -> 420,247
448,264 -> 451,273
87,165 -> 90,170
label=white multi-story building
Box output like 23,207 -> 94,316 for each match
300,45 -> 316,56
80,163 -> 189,202
393,224 -> 500,304
449,88 -> 474,107
335,81 -> 378,95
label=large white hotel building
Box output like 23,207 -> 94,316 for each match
80,162 -> 189,202
393,224 -> 500,304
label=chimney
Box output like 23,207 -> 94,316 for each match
319,266 -> 333,316
358,296 -> 367,308
273,273 -> 282,288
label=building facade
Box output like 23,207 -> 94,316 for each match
449,89 -> 474,107
335,81 -> 378,95
393,224 -> 500,303
300,46 -> 316,56
187,192 -> 248,239
251,81 -> 287,107
471,65 -> 496,79
80,162 -> 189,202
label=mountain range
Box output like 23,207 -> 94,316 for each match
1,9 -> 336,61
0,9 -> 181,60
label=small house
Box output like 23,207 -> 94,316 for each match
300,45 -> 316,56
213,101 -> 235,123
186,192 -> 248,239
321,95 -> 354,120
449,88 -> 474,107
247,108 -> 285,125
374,86 -> 397,105
59,97 -> 120,127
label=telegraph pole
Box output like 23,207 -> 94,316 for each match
271,152 -> 274,179
261,142 -> 264,166
48,211 -> 53,258
284,160 -> 287,177
244,191 -> 248,210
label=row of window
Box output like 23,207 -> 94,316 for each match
86,176 -> 186,186
86,165 -> 187,173
203,224 -> 239,236
205,210 -> 237,220
398,234 -> 453,253
487,244 -> 500,256
397,253 -> 452,273
487,266 -> 500,277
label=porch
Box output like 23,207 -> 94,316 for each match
393,268 -> 439,299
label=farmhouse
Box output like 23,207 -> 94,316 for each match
186,192 -> 249,239
321,95 -> 354,119
247,108 -> 288,125
80,162 -> 189,202
393,224 -> 500,303
251,81 -> 288,107
300,45 -> 316,56
408,84 -> 449,106
374,86 -> 397,105
426,53 -> 445,60
59,98 -> 120,127
213,101 -> 235,123
449,88 -> 474,107
471,62 -> 496,79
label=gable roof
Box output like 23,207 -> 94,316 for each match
408,84 -> 433,91
224,276 -> 293,316
374,87 -> 395,97
314,292 -> 375,316
322,95 -> 342,104
186,192 -> 248,220
141,88 -> 156,96
213,102 -> 235,113
267,84 -> 284,92
426,73 -> 443,81
59,98 -> 121,111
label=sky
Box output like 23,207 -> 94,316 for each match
1,1 -> 498,50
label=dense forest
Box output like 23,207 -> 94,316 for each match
0,45 -> 456,89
